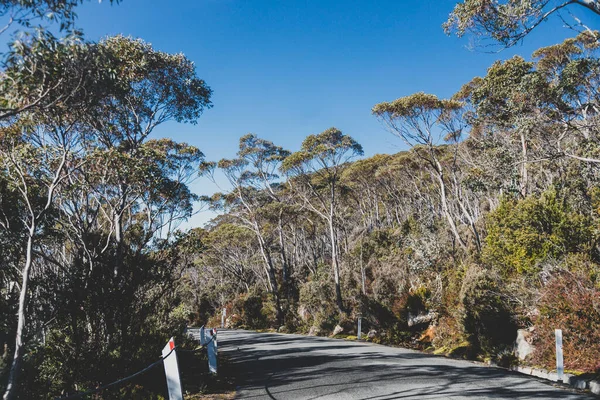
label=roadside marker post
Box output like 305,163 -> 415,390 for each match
208,328 -> 218,374
200,325 -> 206,345
555,329 -> 564,382
357,317 -> 362,340
162,337 -> 183,400
221,308 -> 226,328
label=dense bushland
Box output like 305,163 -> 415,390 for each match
183,32 -> 600,376
2,0 -> 600,398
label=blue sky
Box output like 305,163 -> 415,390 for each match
73,0 -> 586,228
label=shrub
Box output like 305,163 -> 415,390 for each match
459,265 -> 519,356
241,294 -> 268,329
484,189 -> 595,276
531,271 -> 600,373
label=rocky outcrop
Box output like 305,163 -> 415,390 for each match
332,325 -> 344,336
514,327 -> 534,360
407,311 -> 437,327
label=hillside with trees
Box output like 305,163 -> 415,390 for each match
187,31 -> 600,376
1,0 -> 600,399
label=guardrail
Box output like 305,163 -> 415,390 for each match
56,327 -> 218,399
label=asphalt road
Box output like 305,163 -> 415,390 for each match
219,329 -> 593,400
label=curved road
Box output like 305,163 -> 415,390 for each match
219,330 -> 593,400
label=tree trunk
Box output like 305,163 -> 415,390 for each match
520,131 -> 528,198
435,165 -> 467,250
277,212 -> 289,300
3,226 -> 35,400
255,227 -> 283,323
327,216 -> 344,312
360,238 -> 366,295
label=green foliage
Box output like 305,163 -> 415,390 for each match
484,189 -> 595,276
0,0 -> 120,36
372,92 -> 461,119
459,266 -> 519,356
406,285 -> 431,315
532,271 -> 600,373
281,127 -> 363,173
298,264 -> 337,330
444,0 -> 600,48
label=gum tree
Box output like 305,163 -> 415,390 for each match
207,134 -> 289,322
445,0 -> 600,48
372,93 -> 479,250
282,127 -> 363,312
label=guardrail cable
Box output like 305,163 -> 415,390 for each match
55,334 -> 216,400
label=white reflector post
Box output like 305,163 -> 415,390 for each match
162,337 -> 183,400
208,329 -> 218,374
200,326 -> 206,345
555,329 -> 564,382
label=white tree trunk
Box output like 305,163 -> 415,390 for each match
3,225 -> 35,400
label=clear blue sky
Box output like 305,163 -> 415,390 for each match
74,0 -> 584,228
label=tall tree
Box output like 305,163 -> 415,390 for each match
0,36 -> 119,400
85,35 -> 211,279
209,134 -> 289,322
445,0 -> 600,48
372,93 -> 481,251
0,0 -> 119,40
282,127 -> 363,312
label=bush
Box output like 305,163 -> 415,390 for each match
298,264 -> 337,331
459,266 -> 519,356
240,294 -> 268,329
484,189 -> 595,276
531,271 -> 600,373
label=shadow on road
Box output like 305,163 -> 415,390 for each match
219,330 -> 591,400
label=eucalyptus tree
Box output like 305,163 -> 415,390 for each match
0,33 -> 211,398
0,0 -> 119,38
445,0 -> 600,48
532,32 -> 600,164
0,1 -> 120,121
201,223 -> 264,296
208,134 -> 289,321
83,35 -> 211,279
372,93 -> 481,251
341,155 -> 389,230
282,127 -> 363,312
0,36 -> 120,400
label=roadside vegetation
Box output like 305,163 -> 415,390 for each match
191,31 -> 600,377
1,0 -> 600,399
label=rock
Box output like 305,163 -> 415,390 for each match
278,325 -> 288,333
225,314 -> 239,328
332,325 -> 344,336
367,329 -> 379,339
589,380 -> 600,395
514,328 -> 534,361
308,326 -> 321,336
297,305 -> 311,322
407,311 -> 436,327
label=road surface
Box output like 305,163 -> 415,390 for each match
219,329 -> 592,400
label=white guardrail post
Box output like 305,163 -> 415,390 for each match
555,329 -> 564,382
162,337 -> 183,400
208,328 -> 218,374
